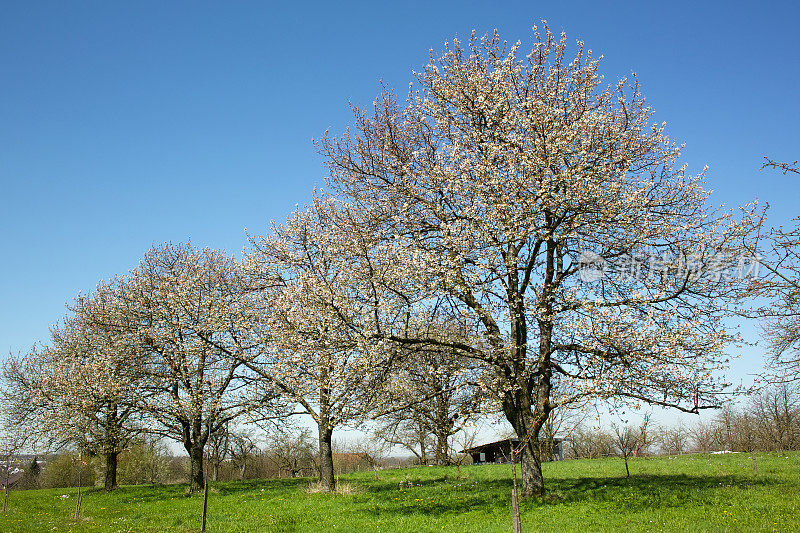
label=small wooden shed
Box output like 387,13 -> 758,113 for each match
462,437 -> 567,464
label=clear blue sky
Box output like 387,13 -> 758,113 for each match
2,0 -> 799,379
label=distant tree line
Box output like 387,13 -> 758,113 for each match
1,428 -> 409,491
566,383 -> 800,463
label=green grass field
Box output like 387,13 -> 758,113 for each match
1,452 -> 798,532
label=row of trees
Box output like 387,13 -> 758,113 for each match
1,238 -> 485,493
3,25 -> 799,498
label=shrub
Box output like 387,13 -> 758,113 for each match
40,453 -> 98,488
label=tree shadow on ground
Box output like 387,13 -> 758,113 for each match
100,483 -> 190,503
539,473 -> 775,510
212,477 -> 310,496
357,473 -> 775,518
111,477 -> 311,501
359,475 -> 454,494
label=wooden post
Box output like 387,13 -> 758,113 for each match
3,454 -> 10,513
511,446 -> 522,533
2,484 -> 7,513
201,476 -> 209,532
74,448 -> 83,520
201,419 -> 211,532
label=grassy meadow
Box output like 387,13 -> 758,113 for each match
1,452 -> 798,532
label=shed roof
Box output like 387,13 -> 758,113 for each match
461,437 -> 566,454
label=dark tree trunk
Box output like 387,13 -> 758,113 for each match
103,404 -> 120,491
318,425 -> 335,491
317,372 -> 336,492
503,387 -> 548,498
519,426 -> 544,497
494,235 -> 555,498
182,416 -> 210,493
434,433 -> 449,465
104,451 -> 118,491
434,417 -> 452,465
433,391 -> 452,465
188,444 -> 205,493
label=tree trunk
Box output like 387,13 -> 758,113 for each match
496,239 -> 554,498
188,444 -> 205,493
317,374 -> 336,492
504,396 -> 547,498
104,451 -> 118,491
519,432 -> 544,497
318,425 -> 335,491
434,425 -> 451,465
182,415 -> 210,493
433,396 -> 452,465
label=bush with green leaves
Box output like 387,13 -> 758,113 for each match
40,452 -> 98,489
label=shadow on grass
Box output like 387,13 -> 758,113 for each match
105,483 -> 195,503
212,477 -> 310,496
359,475 -> 454,494
356,473 -> 776,518
99,477 -> 312,503
542,473 -> 775,508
